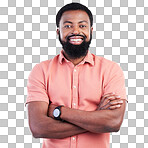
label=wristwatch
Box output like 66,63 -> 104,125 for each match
53,105 -> 64,120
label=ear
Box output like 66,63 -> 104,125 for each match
90,27 -> 93,34
56,28 -> 60,35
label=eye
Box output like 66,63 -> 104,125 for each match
79,25 -> 86,28
64,25 -> 72,28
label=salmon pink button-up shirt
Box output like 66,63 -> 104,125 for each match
26,50 -> 127,148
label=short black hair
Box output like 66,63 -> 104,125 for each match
56,2 -> 93,27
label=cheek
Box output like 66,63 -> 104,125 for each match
59,32 -> 65,41
86,29 -> 92,41
60,30 -> 69,41
85,33 -> 91,41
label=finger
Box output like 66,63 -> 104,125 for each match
99,101 -> 112,110
109,104 -> 121,110
99,95 -> 118,109
109,99 -> 123,105
99,100 -> 123,110
99,93 -> 121,110
101,92 -> 115,100
102,94 -> 120,101
102,92 -> 121,99
101,94 -> 117,104
102,95 -> 118,105
106,95 -> 121,100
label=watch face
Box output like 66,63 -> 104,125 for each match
53,109 -> 60,117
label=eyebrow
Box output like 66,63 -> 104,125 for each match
78,21 -> 88,24
63,21 -> 73,24
63,20 -> 88,24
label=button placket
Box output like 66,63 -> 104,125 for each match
73,102 -> 76,108
71,136 -> 77,148
74,69 -> 77,72
72,67 -> 78,109
73,85 -> 76,89
72,137 -> 76,140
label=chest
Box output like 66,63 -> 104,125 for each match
47,64 -> 103,111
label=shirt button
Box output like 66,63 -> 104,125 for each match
73,103 -> 76,106
73,86 -> 76,88
74,69 -> 77,72
72,137 -> 75,140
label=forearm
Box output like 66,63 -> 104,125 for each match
33,116 -> 87,139
60,102 -> 126,133
27,102 -> 87,139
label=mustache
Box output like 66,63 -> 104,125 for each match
66,34 -> 86,40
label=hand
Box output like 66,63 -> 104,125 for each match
97,93 -> 124,110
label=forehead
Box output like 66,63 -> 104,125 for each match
60,10 -> 90,24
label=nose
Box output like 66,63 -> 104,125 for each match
72,25 -> 80,35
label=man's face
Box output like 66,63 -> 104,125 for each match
57,10 -> 93,59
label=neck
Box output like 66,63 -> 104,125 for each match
63,51 -> 86,66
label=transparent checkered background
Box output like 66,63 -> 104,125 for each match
0,0 -> 148,147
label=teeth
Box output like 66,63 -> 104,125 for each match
70,39 -> 82,42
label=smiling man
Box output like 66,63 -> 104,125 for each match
26,3 -> 127,148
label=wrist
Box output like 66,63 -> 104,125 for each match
48,104 -> 57,118
53,105 -> 64,120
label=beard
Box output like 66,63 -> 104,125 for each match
58,33 -> 92,59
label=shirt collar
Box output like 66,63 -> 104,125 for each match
59,50 -> 94,66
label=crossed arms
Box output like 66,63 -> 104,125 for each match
26,93 -> 127,139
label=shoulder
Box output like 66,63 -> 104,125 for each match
29,54 -> 60,77
93,54 -> 119,67
93,54 -> 123,73
34,54 -> 60,70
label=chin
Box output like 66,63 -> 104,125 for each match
59,34 -> 92,59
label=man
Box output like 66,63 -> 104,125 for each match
26,2 -> 127,148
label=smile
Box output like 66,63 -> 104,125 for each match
68,36 -> 84,45
69,38 -> 83,45
70,38 -> 82,42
